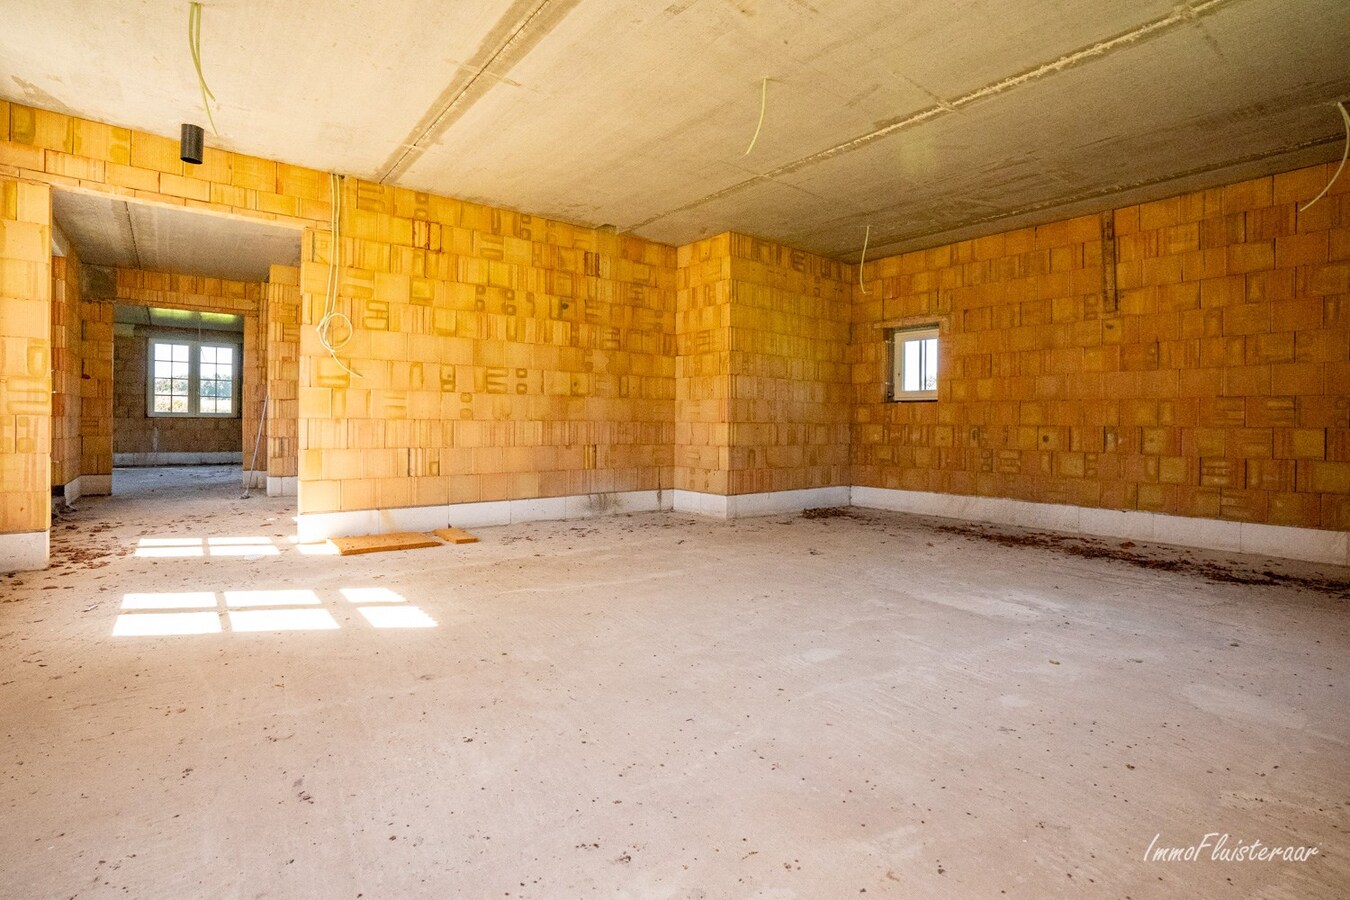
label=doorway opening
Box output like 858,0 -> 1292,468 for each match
49,189 -> 302,512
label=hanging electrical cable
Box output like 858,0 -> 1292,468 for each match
1300,100 -> 1350,213
744,77 -> 768,156
858,224 -> 871,295
187,2 -> 218,135
315,172 -> 361,378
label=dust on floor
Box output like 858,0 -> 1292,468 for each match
2,468 -> 1346,899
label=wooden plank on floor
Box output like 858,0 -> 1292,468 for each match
331,532 -> 443,556
433,527 -> 479,544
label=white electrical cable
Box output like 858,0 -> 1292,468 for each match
315,172 -> 360,378
1300,101 -> 1350,213
858,224 -> 871,295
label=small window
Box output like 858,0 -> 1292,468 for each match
890,326 -> 939,401
148,340 -> 238,417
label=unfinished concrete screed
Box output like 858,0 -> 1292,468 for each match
0,468 -> 1346,898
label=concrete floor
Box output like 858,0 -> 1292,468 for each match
1,467 -> 1346,899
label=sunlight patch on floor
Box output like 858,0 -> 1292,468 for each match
112,587 -> 438,635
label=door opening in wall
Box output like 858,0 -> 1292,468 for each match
113,303 -> 245,484
48,188 -> 302,516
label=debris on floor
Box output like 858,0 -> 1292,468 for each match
936,523 -> 1350,597
800,507 -> 854,520
330,532 -> 443,556
433,527 -> 480,544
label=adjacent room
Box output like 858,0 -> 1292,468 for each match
0,2 -> 1347,897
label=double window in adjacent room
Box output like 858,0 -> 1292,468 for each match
148,340 -> 238,416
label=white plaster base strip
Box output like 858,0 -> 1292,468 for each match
673,487 -> 850,519
672,490 -> 729,519
114,452 -> 243,466
849,486 -> 1349,566
293,483 -> 1346,565
728,486 -> 851,518
296,490 -> 673,542
266,476 -> 297,497
60,479 -> 81,504
0,530 -> 49,573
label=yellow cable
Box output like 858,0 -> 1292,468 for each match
858,225 -> 871,295
744,77 -> 767,156
189,3 -> 218,135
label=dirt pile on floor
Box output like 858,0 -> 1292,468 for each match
936,523 -> 1350,598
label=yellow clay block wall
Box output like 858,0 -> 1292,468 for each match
675,234 -> 733,494
50,247 -> 82,487
1,100 -> 329,231
853,164 -> 1350,530
3,99 -> 683,519
266,265 -> 301,480
674,233 -> 851,496
295,181 -> 677,515
726,234 -> 852,494
3,100 -> 1346,534
0,176 -> 52,534
77,298 -> 113,486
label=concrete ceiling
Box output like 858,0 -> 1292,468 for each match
52,192 -> 301,282
5,0 -> 1349,260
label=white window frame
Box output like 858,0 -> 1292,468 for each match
889,326 -> 939,402
146,338 -> 241,418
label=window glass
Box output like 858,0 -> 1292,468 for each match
198,345 -> 234,414
891,327 -> 939,401
152,342 -> 191,413
148,340 -> 237,416
901,337 -> 937,392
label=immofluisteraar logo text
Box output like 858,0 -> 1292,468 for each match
1144,833 -> 1320,863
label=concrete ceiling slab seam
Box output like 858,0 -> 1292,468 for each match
729,12 -> 1350,258
401,0 -> 1186,198
376,0 -> 587,183
622,0 -> 1349,252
